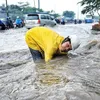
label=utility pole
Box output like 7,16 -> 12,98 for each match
38,0 -> 40,9
33,0 -> 36,8
5,0 -> 9,17
77,5 -> 79,20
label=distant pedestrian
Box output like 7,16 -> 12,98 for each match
61,18 -> 65,25
74,19 -> 77,24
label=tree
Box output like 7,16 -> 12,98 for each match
23,7 -> 43,14
0,4 -> 6,13
9,5 -> 21,11
8,5 -> 22,17
1,2 -> 60,20
17,2 -> 30,8
48,10 -> 60,18
79,0 -> 100,20
62,11 -> 75,19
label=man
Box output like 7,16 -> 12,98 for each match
25,27 -> 80,62
15,16 -> 22,28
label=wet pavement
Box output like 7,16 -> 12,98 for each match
0,24 -> 100,100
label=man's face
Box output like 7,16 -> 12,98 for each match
60,41 -> 72,52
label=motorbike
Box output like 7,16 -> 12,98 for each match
15,18 -> 23,28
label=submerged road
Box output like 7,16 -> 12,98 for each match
0,24 -> 100,100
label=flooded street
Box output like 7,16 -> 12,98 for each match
0,24 -> 100,100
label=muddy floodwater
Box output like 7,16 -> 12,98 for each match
0,24 -> 100,100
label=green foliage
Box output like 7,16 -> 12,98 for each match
9,5 -> 21,10
53,14 -> 60,18
79,0 -> 100,17
1,2 -> 60,19
23,7 -> 36,14
2,2 -> 44,18
17,2 -> 30,8
23,7 -> 43,14
50,13 -> 60,18
62,11 -> 75,18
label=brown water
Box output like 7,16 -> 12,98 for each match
0,25 -> 100,100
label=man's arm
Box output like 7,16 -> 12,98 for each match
45,53 -> 53,62
44,47 -> 56,62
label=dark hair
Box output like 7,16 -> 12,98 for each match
61,36 -> 71,44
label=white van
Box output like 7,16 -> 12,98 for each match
25,13 -> 56,29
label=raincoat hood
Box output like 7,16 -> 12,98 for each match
69,35 -> 80,50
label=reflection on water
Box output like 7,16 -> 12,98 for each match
35,56 -> 69,86
40,73 -> 61,85
33,38 -> 100,99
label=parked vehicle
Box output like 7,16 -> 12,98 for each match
0,18 -> 6,30
0,17 -> 14,30
25,13 -> 56,29
84,15 -> 94,23
61,18 -> 65,25
85,19 -> 93,23
55,18 -> 60,24
21,19 -> 25,26
15,16 -> 23,28
74,19 -> 83,24
6,17 -> 14,28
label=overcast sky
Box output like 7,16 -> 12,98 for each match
0,0 -> 83,18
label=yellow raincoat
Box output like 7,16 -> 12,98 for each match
25,27 -> 66,62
